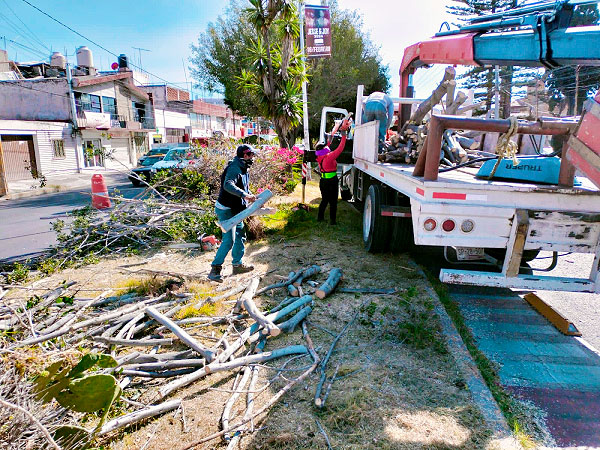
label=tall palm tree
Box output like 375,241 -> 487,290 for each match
237,0 -> 306,148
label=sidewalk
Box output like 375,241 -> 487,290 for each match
2,169 -> 130,200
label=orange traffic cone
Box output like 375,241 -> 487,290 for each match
91,174 -> 111,209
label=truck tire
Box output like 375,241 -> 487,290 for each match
389,191 -> 414,253
363,184 -> 388,253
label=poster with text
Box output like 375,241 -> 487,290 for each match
305,4 -> 331,58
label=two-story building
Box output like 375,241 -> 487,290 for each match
0,48 -> 153,186
140,85 -> 191,144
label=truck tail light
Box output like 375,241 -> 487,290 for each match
461,219 -> 474,233
424,218 -> 437,231
442,219 -> 456,232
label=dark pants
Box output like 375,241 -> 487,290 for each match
318,176 -> 339,223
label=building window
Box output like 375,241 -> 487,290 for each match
75,93 -> 101,113
52,139 -> 65,158
102,97 -> 117,119
83,139 -> 104,167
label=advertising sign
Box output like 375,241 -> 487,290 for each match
304,4 -> 331,58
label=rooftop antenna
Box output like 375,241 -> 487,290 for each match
132,46 -> 151,73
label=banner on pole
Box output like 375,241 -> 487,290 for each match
304,4 -> 331,59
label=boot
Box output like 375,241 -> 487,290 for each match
232,263 -> 254,275
208,265 -> 223,282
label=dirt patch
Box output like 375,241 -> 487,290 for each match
2,181 -> 508,449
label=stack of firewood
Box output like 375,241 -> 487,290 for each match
0,265 -> 349,449
379,66 -> 485,167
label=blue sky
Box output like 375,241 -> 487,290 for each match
1,0 -> 454,98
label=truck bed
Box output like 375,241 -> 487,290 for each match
355,158 -> 600,213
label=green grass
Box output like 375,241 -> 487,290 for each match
115,277 -> 181,297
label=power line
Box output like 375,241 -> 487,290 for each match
1,0 -> 50,52
19,0 -> 189,91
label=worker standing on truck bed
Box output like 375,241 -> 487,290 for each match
315,119 -> 351,225
362,92 -> 394,151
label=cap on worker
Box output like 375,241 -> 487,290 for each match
237,144 -> 257,158
315,142 -> 330,157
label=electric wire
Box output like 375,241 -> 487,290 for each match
1,0 -> 50,52
18,0 -> 191,90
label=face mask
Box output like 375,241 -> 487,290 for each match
244,159 -> 254,167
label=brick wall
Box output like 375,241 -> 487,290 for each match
166,87 -> 190,101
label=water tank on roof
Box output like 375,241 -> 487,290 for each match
118,54 -> 128,69
76,46 -> 94,68
50,52 -> 66,69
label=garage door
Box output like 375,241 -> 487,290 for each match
108,138 -> 131,167
0,135 -> 37,181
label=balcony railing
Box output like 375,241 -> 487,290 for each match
76,110 -> 155,130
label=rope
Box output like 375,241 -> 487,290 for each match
488,116 -> 520,180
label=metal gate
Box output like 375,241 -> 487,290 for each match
0,135 -> 37,181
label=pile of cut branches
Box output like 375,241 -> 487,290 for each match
1,264 -> 354,449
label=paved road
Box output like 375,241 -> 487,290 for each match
0,180 -> 143,263
529,252 -> 600,352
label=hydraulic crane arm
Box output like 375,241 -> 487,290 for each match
399,0 -> 600,188
400,0 -> 600,102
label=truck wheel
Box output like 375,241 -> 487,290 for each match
389,192 -> 414,253
363,184 -> 388,253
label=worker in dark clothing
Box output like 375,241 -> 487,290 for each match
362,92 -> 395,150
208,144 -> 257,283
316,119 -> 351,225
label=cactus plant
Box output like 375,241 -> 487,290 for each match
34,353 -> 120,430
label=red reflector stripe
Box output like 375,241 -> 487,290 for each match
381,211 -> 412,217
433,192 -> 467,200
416,188 -> 425,196
380,171 -> 385,177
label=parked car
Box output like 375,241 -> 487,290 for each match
138,147 -> 168,165
152,147 -> 197,171
128,153 -> 166,186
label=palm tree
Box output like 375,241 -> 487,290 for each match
237,0 -> 306,148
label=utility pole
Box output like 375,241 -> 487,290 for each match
66,63 -> 82,173
574,65 -> 581,115
299,1 -> 311,202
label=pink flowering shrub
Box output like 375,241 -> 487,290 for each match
162,143 -> 303,199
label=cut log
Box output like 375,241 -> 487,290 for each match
217,190 -> 273,233
240,278 -> 280,337
456,136 -> 479,150
408,67 -> 455,125
279,306 -> 312,333
158,345 -> 309,399
93,337 -> 174,347
315,269 -> 343,299
287,272 -> 299,297
293,265 -> 321,287
145,306 -> 216,362
446,91 -> 468,115
98,399 -> 181,436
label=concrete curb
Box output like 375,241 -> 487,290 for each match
407,260 -> 517,443
4,185 -> 64,200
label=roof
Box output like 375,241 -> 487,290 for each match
72,71 -> 132,87
73,71 -> 149,101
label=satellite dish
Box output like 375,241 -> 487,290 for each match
111,62 -> 119,70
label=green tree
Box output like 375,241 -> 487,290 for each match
545,4 -> 600,115
306,2 -> 389,138
235,0 -> 305,148
190,0 -> 258,116
447,0 -> 522,117
190,0 -> 389,147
